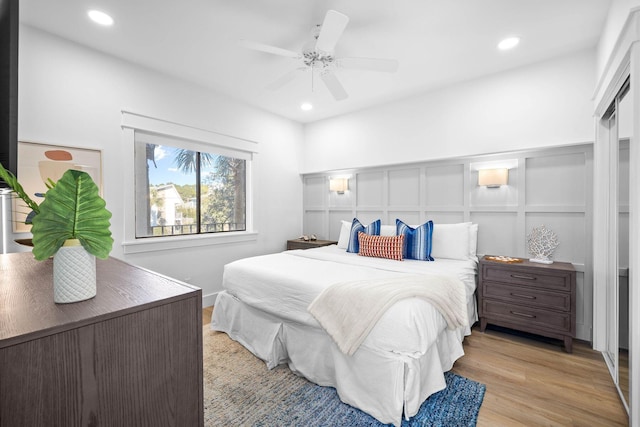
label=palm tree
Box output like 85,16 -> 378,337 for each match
211,157 -> 245,230
174,149 -> 213,173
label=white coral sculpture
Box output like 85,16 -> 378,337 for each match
527,225 -> 559,264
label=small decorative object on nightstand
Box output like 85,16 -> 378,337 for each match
527,225 -> 559,264
287,238 -> 338,250
478,255 -> 576,353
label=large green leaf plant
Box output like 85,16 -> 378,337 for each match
31,169 -> 113,260
0,163 -> 113,261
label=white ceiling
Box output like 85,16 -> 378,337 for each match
20,0 -> 612,123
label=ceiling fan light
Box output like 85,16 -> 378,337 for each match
300,102 -> 313,111
498,36 -> 520,50
88,10 -> 114,26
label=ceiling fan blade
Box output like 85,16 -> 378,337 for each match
238,39 -> 301,59
266,68 -> 303,90
315,10 -> 349,54
320,71 -> 348,101
338,57 -> 399,73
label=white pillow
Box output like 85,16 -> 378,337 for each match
431,222 -> 471,261
380,225 -> 396,236
469,223 -> 478,258
337,220 -> 351,249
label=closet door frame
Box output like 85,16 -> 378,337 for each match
593,11 -> 639,425
629,43 -> 639,427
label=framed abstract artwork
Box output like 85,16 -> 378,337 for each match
13,142 -> 103,233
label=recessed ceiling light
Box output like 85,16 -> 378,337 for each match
497,36 -> 520,51
300,102 -> 313,111
88,10 -> 114,26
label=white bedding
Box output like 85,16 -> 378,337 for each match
221,245 -> 477,356
212,244 -> 478,425
309,274 -> 468,355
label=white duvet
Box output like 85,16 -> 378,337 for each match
222,245 -> 477,357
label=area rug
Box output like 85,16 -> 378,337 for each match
203,327 -> 486,426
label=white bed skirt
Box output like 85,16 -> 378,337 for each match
211,291 -> 472,426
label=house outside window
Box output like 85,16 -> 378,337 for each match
134,132 -> 247,239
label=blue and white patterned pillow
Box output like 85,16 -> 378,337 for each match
346,218 -> 381,253
396,219 -> 434,261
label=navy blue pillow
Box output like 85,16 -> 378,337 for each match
347,218 -> 381,253
396,219 -> 434,261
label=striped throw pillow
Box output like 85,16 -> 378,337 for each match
396,219 -> 434,261
346,218 -> 381,253
357,232 -> 404,261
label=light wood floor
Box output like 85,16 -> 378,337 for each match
203,306 -> 213,326
452,327 -> 628,426
202,307 -> 628,426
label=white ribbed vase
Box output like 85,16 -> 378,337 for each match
53,239 -> 97,304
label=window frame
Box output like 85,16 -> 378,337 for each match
121,111 -> 258,254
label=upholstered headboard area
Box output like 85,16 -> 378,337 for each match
301,143 -> 593,341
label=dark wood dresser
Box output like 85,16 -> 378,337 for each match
286,239 -> 338,250
0,253 -> 203,426
478,255 -> 576,352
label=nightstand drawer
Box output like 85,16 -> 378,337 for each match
482,299 -> 572,333
482,265 -> 571,291
482,282 -> 571,311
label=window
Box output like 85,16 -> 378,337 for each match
134,131 -> 247,238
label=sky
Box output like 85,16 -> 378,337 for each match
148,146 -> 196,186
147,145 -> 222,187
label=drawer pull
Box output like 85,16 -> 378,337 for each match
510,311 -> 536,319
511,274 -> 537,280
510,292 -> 536,300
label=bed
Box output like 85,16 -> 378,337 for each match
211,221 -> 478,426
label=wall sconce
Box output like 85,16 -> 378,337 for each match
329,177 -> 349,194
478,168 -> 508,188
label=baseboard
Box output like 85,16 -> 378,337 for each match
203,292 -> 218,308
575,323 -> 592,343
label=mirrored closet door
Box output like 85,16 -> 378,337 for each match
616,84 -> 631,409
600,78 -> 631,415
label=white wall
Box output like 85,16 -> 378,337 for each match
15,25 -> 304,305
302,49 -> 596,173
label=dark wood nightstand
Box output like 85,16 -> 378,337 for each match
478,255 -> 576,353
287,239 -> 338,250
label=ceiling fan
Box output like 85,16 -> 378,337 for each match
239,10 -> 399,101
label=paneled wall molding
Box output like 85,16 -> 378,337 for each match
303,143 -> 593,341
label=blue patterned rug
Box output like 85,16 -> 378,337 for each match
252,371 -> 485,427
